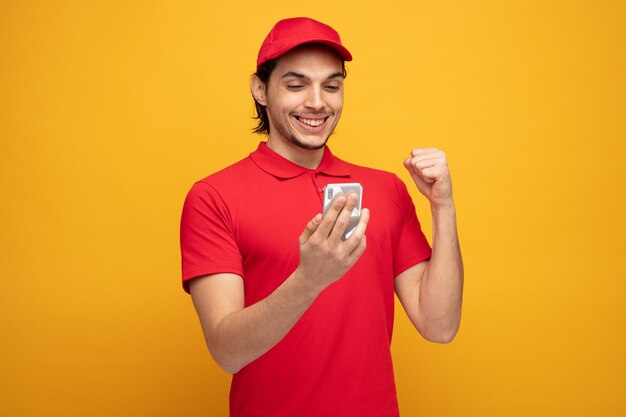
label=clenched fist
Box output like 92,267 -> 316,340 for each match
403,148 -> 454,209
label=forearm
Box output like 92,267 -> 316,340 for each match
419,202 -> 464,342
209,269 -> 320,374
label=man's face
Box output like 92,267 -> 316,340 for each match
262,45 -> 345,151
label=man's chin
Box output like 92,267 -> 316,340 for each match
288,133 -> 331,151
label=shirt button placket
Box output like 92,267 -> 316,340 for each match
312,172 -> 325,202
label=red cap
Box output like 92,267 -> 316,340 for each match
256,17 -> 352,70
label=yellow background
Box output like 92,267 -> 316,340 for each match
2,1 -> 625,416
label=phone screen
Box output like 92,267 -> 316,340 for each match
322,183 -> 362,240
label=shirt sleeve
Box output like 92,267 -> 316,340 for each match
180,180 -> 243,293
392,176 -> 433,277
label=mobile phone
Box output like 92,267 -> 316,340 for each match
322,183 -> 363,240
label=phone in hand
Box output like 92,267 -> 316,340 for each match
322,183 -> 363,240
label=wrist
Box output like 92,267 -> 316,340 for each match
430,199 -> 456,216
430,200 -> 458,238
290,267 -> 324,300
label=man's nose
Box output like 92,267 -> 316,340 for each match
304,86 -> 323,110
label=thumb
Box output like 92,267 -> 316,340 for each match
403,157 -> 416,176
299,213 -> 322,245
403,157 -> 432,194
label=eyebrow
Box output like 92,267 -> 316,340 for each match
280,71 -> 344,80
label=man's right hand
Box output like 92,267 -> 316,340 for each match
189,193 -> 369,374
295,193 -> 370,292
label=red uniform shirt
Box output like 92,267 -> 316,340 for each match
181,142 -> 432,417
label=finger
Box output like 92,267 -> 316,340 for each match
420,165 -> 449,181
344,207 -> 369,250
328,193 -> 359,242
299,213 -> 323,245
347,234 -> 367,261
403,157 -> 416,174
417,169 -> 437,183
409,152 -> 445,173
409,154 -> 449,180
404,157 -> 436,179
317,195 -> 347,238
404,157 -> 434,189
410,151 -> 445,165
410,156 -> 441,170
410,147 -> 440,157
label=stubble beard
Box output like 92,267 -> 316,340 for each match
288,133 -> 330,150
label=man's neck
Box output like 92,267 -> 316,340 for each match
266,137 -> 325,169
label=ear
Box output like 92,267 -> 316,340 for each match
251,75 -> 268,106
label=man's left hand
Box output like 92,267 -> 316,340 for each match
403,148 -> 453,209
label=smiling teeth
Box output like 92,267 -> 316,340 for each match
298,117 -> 325,127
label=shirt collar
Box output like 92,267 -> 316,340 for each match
249,142 -> 351,179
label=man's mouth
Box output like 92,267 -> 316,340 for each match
294,115 -> 329,128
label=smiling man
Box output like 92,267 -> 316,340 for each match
180,17 -> 463,417
253,48 -> 344,154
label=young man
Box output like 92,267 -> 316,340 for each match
180,17 -> 463,417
